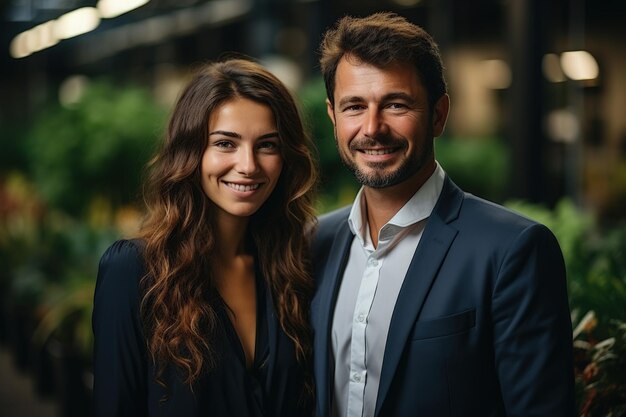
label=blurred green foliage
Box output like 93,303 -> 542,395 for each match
1,78 -> 163,355
25,80 -> 165,216
0,123 -> 28,172
435,136 -> 510,202
0,172 -> 119,354
573,314 -> 626,416
29,216 -> 116,356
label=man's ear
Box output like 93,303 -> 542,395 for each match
326,98 -> 336,126
432,94 -> 450,137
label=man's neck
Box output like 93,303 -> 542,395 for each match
362,163 -> 435,247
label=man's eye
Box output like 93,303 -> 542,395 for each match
388,103 -> 407,109
344,105 -> 364,112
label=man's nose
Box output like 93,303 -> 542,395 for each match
363,109 -> 388,138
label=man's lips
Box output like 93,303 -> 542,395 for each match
359,147 -> 399,155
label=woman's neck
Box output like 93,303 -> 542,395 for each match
214,212 -> 251,258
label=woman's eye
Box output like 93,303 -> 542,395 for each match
214,140 -> 234,148
258,141 -> 280,152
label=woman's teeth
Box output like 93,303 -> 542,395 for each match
226,182 -> 260,191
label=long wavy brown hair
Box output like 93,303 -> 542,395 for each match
137,59 -> 317,394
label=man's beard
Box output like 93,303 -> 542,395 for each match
336,133 -> 434,189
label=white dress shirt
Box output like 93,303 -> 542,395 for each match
331,163 -> 446,417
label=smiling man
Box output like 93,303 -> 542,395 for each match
311,12 -> 575,417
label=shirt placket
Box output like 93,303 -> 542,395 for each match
346,252 -> 383,417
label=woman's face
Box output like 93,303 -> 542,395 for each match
201,98 -> 283,220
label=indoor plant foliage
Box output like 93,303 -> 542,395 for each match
26,79 -> 165,217
574,312 -> 626,416
0,78 -> 165,415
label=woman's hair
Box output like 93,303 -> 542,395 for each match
138,58 -> 317,393
319,12 -> 447,109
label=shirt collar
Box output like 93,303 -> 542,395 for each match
348,162 -> 446,248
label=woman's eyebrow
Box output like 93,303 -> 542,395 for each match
208,130 -> 240,138
208,131 -> 280,140
258,132 -> 280,139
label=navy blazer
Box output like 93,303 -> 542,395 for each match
311,177 -> 575,417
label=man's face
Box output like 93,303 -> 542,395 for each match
327,55 -> 448,189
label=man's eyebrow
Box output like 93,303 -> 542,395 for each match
337,96 -> 364,108
382,92 -> 417,104
337,92 -> 417,108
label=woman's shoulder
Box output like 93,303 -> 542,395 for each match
96,239 -> 147,290
99,238 -> 145,266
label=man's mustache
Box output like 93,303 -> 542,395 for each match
349,135 -> 407,151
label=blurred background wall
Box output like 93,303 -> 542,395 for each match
1,1 -> 626,416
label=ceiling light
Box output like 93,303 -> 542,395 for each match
98,0 -> 150,19
560,50 -> 599,81
9,32 -> 31,58
53,7 -> 100,40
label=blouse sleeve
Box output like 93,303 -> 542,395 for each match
92,239 -> 149,417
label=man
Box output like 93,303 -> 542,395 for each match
311,12 -> 575,417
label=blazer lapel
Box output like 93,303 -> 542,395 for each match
374,178 -> 463,417
313,219 -> 354,417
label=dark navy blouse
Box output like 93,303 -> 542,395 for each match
92,239 -> 311,417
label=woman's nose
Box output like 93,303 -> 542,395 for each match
235,147 -> 259,176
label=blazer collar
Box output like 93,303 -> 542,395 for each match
374,176 -> 463,416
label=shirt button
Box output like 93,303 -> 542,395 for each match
353,373 -> 361,382
357,313 -> 365,323
370,259 -> 379,266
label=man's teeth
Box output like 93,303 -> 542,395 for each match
227,182 -> 260,191
363,148 -> 394,155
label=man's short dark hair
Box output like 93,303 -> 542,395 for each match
319,12 -> 447,109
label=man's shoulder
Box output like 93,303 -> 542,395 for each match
451,192 -> 561,247
438,178 -> 539,232
318,205 -> 352,229
460,194 -> 537,228
313,205 -> 352,260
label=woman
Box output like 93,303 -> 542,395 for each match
92,59 -> 317,417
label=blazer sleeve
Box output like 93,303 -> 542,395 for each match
491,224 -> 575,416
92,239 -> 149,417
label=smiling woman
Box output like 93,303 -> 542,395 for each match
92,58 -> 317,417
202,98 -> 283,220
